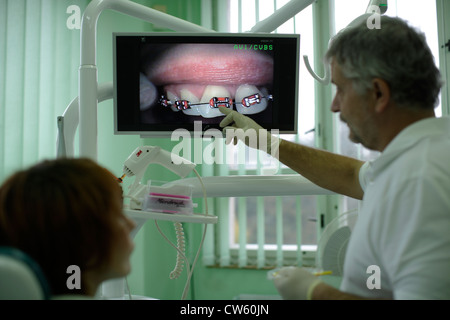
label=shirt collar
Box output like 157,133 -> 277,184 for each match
368,116 -> 450,178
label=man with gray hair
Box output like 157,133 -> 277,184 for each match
219,16 -> 450,299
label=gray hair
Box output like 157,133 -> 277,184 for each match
325,16 -> 442,110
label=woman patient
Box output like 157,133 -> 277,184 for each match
0,158 -> 136,297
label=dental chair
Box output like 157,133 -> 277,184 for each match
0,246 -> 51,299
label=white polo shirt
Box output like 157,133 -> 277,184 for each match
340,117 -> 450,299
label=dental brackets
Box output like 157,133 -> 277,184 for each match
159,92 -> 273,116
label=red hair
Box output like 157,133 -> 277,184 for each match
0,158 -> 123,295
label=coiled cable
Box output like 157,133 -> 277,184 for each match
155,168 -> 208,300
169,222 -> 186,279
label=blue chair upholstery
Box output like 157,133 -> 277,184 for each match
0,247 -> 51,299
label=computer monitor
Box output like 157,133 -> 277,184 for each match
113,32 -> 300,137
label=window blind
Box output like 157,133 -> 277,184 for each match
0,0 -> 87,183
201,0 -> 318,269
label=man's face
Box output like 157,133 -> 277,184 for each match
330,61 -> 378,150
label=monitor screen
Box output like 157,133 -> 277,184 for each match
113,32 -> 300,137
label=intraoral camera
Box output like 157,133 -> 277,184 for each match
123,146 -> 196,210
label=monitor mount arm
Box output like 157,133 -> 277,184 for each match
303,0 -> 388,85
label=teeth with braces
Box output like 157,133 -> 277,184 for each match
236,85 -> 271,115
159,94 -> 273,113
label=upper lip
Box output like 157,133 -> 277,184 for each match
144,44 -> 274,87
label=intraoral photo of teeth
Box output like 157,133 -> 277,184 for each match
140,43 -> 274,125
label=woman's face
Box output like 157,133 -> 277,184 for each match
104,196 -> 136,279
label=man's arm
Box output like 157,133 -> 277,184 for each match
279,139 -> 365,200
219,107 -> 365,200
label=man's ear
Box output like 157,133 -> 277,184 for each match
371,78 -> 391,113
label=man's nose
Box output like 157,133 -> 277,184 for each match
330,95 -> 340,113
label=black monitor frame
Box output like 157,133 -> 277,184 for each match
113,32 -> 300,137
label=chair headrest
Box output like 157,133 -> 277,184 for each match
0,246 -> 51,299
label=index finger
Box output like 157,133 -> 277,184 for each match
219,106 -> 233,116
219,108 -> 237,128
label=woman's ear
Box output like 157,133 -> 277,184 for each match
371,78 -> 391,113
